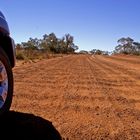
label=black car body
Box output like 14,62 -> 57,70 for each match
0,11 -> 15,67
0,11 -> 15,115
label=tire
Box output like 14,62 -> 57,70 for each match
0,47 -> 13,115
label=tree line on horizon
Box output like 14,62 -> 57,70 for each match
16,33 -> 79,60
79,49 -> 109,55
81,37 -> 140,56
16,35 -> 140,60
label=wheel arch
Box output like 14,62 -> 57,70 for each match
0,34 -> 15,68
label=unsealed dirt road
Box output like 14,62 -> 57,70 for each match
11,55 -> 140,139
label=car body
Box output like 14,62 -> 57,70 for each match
0,11 -> 15,68
0,11 -> 15,115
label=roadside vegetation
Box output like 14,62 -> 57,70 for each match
79,37 -> 140,56
114,37 -> 140,55
16,35 -> 140,61
16,33 -> 79,60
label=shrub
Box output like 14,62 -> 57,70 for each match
16,51 -> 27,60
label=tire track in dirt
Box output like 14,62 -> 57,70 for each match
93,55 -> 140,101
13,55 -> 77,104
87,55 -> 140,139
91,55 -> 140,92
89,56 -> 137,90
86,56 -> 133,138
95,55 -> 140,80
90,55 -> 140,101
105,55 -> 140,65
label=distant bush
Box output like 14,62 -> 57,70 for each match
16,51 -> 27,60
90,49 -> 109,55
79,50 -> 89,54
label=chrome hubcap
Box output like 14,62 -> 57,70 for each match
0,61 -> 8,108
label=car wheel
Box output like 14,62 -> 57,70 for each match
0,47 -> 13,115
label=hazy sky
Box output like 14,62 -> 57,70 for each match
1,0 -> 140,51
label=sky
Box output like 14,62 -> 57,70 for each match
0,0 -> 140,52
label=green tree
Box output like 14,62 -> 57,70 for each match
64,34 -> 74,53
22,38 -> 40,50
40,33 -> 58,53
115,37 -> 134,54
133,42 -> 140,55
114,37 -> 140,55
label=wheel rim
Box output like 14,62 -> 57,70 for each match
0,61 -> 8,108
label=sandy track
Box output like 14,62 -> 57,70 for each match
11,55 -> 140,139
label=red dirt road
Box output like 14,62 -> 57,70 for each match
11,55 -> 140,139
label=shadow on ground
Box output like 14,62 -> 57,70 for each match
0,111 -> 62,140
